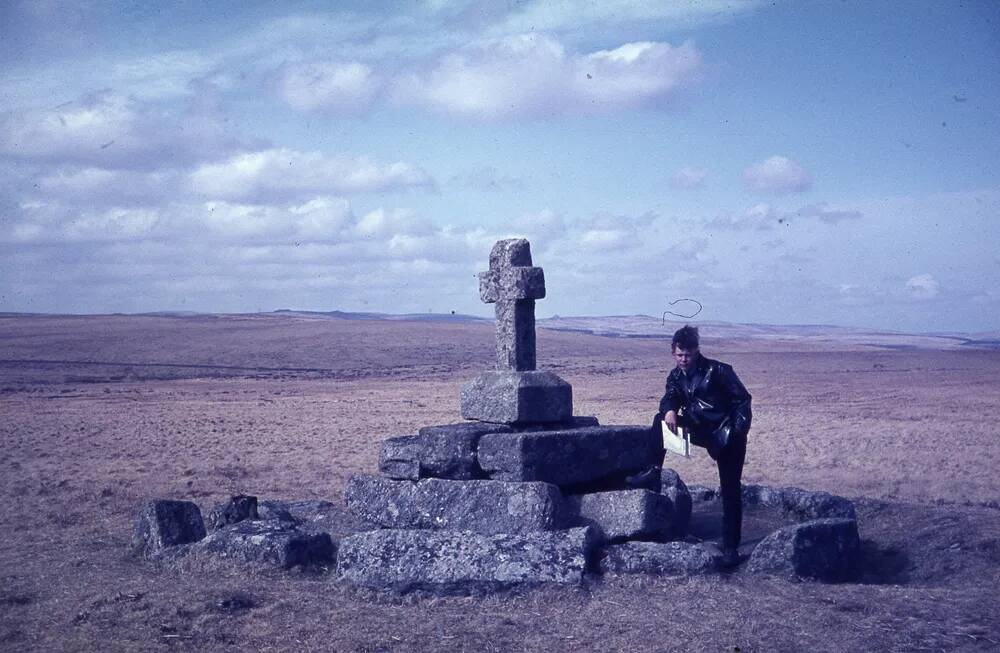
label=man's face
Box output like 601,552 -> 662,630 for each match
672,346 -> 698,372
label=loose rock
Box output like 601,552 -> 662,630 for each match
208,495 -> 259,529
378,435 -> 421,480
747,518 -> 861,582
197,520 -> 335,569
132,499 -> 206,557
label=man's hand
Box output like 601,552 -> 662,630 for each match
664,410 -> 678,434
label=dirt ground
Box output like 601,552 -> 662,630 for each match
1,313 -> 998,652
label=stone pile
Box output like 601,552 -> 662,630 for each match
336,239 -> 703,591
131,238 -> 865,590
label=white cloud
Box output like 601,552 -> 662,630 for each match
670,165 -> 707,189
742,155 -> 811,193
0,91 -> 249,169
392,34 -> 701,119
906,273 -> 939,300
188,148 -> 434,201
278,61 -> 380,112
707,202 -> 860,230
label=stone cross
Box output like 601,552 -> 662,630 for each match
478,239 -> 546,371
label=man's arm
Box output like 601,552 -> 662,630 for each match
722,364 -> 752,436
658,370 -> 683,433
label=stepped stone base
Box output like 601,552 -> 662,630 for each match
460,370 -> 572,424
567,489 -> 675,542
345,475 -> 564,534
477,425 -> 661,489
337,527 -> 598,592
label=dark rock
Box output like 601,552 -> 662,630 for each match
566,489 -> 673,542
747,518 -> 861,582
516,415 -> 599,431
660,469 -> 693,537
600,541 -> 721,576
741,485 -> 856,521
209,495 -> 259,529
477,425 -> 661,489
132,499 -> 206,557
256,500 -> 295,522
337,527 -> 597,592
344,475 -> 564,534
416,422 -> 512,479
460,370 -> 572,424
379,435 -> 421,480
196,520 -> 335,569
687,485 -> 718,502
624,466 -> 662,492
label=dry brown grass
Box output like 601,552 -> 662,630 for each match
1,313 -> 998,652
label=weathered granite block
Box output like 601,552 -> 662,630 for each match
517,415 -> 600,431
600,541 -> 721,576
479,267 -> 545,302
417,422 -> 513,479
345,475 -> 564,534
477,425 -> 661,489
337,527 -> 598,592
741,485 -> 857,521
132,499 -> 206,557
209,495 -> 259,530
747,518 -> 861,582
197,520 -> 335,569
567,489 -> 673,542
660,469 -> 692,538
461,370 -> 572,423
379,435 -> 421,480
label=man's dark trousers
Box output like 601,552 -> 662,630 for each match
716,432 -> 747,551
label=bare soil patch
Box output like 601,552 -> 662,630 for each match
1,314 -> 998,651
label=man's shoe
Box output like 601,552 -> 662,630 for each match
624,466 -> 662,492
720,548 -> 741,569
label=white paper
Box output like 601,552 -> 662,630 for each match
662,421 -> 690,458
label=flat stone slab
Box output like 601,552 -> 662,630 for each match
477,425 -> 661,489
747,518 -> 861,582
600,541 -> 721,576
416,422 -> 513,479
337,527 -> 597,592
132,499 -> 206,557
567,489 -> 673,542
461,370 -> 572,424
344,475 -> 564,534
196,520 -> 336,569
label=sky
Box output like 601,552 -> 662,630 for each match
1,0 -> 998,332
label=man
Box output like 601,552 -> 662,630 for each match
657,325 -> 752,567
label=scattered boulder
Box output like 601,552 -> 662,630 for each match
742,485 -> 856,521
417,422 -> 512,479
600,541 -> 721,576
132,499 -> 206,557
209,495 -> 259,529
345,475 -> 564,534
747,518 -> 861,582
687,485 -> 718,502
337,527 -> 598,592
566,489 -> 673,542
197,520 -> 335,569
256,500 -> 295,522
378,435 -> 421,480
477,425 -> 661,489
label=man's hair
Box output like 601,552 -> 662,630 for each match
672,325 -> 700,351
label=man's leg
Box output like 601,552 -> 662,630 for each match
716,432 -> 747,562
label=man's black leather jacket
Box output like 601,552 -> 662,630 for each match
657,354 -> 752,449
